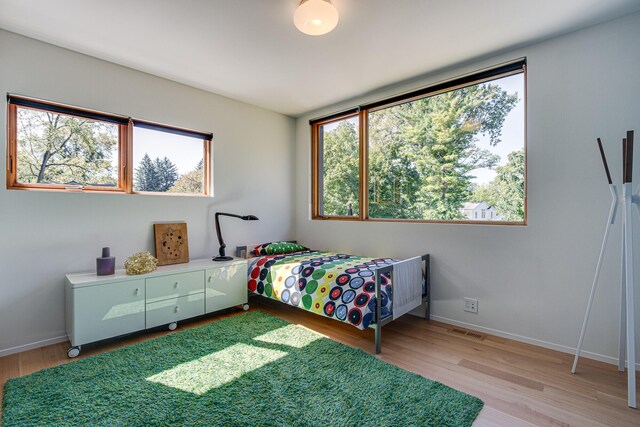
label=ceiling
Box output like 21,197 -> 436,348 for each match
1,0 -> 639,117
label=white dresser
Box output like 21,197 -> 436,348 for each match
65,257 -> 247,357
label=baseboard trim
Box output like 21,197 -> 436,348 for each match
0,335 -> 68,358
430,315 -> 640,370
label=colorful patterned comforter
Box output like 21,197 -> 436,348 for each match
248,251 -> 397,330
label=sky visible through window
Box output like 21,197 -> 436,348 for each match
133,127 -> 204,175
470,74 -> 524,185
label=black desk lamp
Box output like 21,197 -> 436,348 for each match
213,212 -> 259,261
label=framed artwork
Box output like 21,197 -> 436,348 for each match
154,222 -> 189,266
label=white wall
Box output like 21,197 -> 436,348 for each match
295,12 -> 640,364
0,30 -> 296,355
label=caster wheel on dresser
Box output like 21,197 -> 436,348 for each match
67,346 -> 81,358
168,322 -> 178,331
242,303 -> 250,311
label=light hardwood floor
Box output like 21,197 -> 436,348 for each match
1,297 -> 638,426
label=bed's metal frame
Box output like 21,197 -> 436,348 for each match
236,244 -> 431,354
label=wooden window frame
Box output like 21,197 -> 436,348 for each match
310,59 -> 528,225
6,96 -> 212,196
311,111 -> 363,221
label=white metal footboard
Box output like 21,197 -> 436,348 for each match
373,254 -> 430,354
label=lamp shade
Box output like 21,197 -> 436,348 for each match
294,0 -> 339,36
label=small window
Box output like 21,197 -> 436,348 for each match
8,102 -> 126,191
133,125 -> 208,195
7,96 -> 212,196
313,114 -> 360,218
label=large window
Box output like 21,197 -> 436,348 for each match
311,60 -> 526,224
6,96 -> 212,195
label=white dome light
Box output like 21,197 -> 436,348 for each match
294,0 -> 339,36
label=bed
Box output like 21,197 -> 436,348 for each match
236,243 -> 430,353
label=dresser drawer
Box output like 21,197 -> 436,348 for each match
205,262 -> 247,314
70,279 -> 145,346
146,270 -> 204,303
145,293 -> 205,329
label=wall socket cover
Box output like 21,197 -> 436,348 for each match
464,298 -> 478,313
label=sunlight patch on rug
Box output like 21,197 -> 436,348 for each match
146,343 -> 287,395
253,324 -> 322,348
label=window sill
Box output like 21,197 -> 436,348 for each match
312,215 -> 526,226
7,184 -> 210,198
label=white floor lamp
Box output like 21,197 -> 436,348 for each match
572,131 -> 638,408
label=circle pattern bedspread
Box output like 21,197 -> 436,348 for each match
248,251 -> 396,329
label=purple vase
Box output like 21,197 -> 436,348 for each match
97,247 -> 115,275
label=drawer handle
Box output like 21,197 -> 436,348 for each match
135,288 -> 140,295
174,282 -> 179,288
208,276 -> 212,283
174,306 -> 179,313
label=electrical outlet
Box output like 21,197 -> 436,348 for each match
464,298 -> 478,314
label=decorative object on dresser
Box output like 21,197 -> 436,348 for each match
96,247 -> 115,276
65,257 -> 248,358
213,212 -> 259,261
154,222 -> 189,266
124,251 -> 158,275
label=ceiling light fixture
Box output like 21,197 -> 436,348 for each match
294,0 -> 339,36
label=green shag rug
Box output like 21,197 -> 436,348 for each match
2,311 -> 483,426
